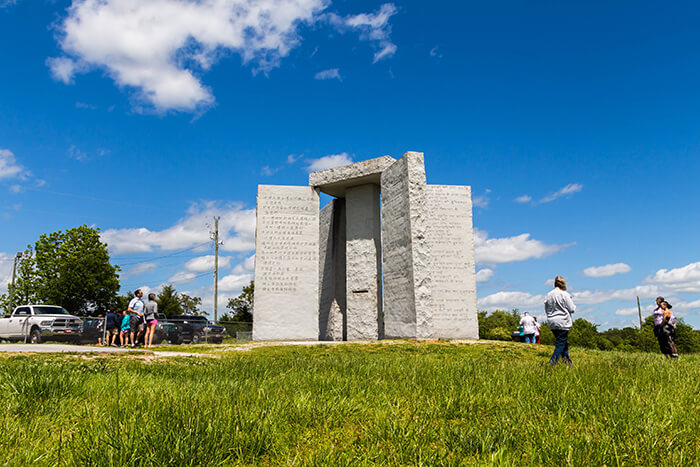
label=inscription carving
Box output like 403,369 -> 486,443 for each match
426,185 -> 477,336
253,185 -> 319,340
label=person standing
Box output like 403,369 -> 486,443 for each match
534,316 -> 541,344
143,293 -> 159,348
544,276 -> 576,365
519,312 -> 538,344
120,309 -> 131,347
654,298 -> 678,359
128,289 -> 145,348
105,308 -> 120,346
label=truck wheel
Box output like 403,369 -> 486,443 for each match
29,328 -> 41,344
191,333 -> 202,344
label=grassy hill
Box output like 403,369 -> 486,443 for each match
1,341 -> 698,465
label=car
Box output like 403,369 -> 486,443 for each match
153,315 -> 181,344
0,305 -> 82,344
168,315 -> 227,344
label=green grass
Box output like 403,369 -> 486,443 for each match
0,342 -> 698,465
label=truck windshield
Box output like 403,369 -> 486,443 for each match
33,306 -> 70,315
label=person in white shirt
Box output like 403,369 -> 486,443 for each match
544,276 -> 576,365
519,312 -> 538,344
127,289 -> 145,347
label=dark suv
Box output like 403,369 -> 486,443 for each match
169,315 -> 227,344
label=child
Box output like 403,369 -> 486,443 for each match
120,310 -> 131,347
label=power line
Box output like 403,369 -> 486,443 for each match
114,242 -> 211,266
119,270 -> 215,290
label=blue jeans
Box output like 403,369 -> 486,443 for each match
550,329 -> 571,365
524,334 -> 535,344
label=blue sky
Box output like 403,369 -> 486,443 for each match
1,0 -> 699,328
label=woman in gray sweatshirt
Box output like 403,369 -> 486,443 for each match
544,276 -> 576,365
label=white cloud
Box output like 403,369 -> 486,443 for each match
47,57 -> 80,84
615,306 -> 642,316
478,291 -> 544,312
572,285 -> 661,305
287,154 -> 302,164
218,272 -> 252,292
0,0 -> 17,8
584,263 -> 632,278
50,0 -> 397,112
260,166 -> 278,176
540,183 -> 583,203
67,144 -> 89,161
168,271 -> 197,284
185,255 -> 232,273
315,68 -> 341,81
683,299 -> 700,309
102,201 -> 255,255
232,254 -> 255,274
0,149 -> 27,180
429,46 -> 442,59
474,229 -> 568,265
76,102 -> 97,110
306,152 -> 353,172
327,3 -> 398,63
475,268 -> 494,283
514,195 -> 532,204
472,189 -> 490,208
125,262 -> 157,278
645,261 -> 700,293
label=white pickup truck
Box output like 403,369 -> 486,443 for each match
0,305 -> 83,344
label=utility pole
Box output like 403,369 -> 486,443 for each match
211,217 -> 221,322
637,296 -> 643,328
8,252 -> 22,312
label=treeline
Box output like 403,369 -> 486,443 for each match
478,310 -> 700,354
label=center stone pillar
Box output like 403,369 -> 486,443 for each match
345,184 -> 383,340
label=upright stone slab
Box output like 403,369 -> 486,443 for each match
425,185 -> 479,339
345,184 -> 383,340
318,198 -> 346,341
381,152 -> 432,339
253,185 -> 319,341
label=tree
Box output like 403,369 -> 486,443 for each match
179,293 -> 203,315
568,318 -> 600,349
0,226 -> 119,315
115,292 -> 135,312
157,285 -> 182,318
477,309 -> 520,341
224,280 -> 253,323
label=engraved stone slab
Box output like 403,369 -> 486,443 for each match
425,185 -> 479,339
253,185 -> 319,341
309,156 -> 396,198
345,184 -> 383,340
381,152 -> 432,339
319,198 -> 346,341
